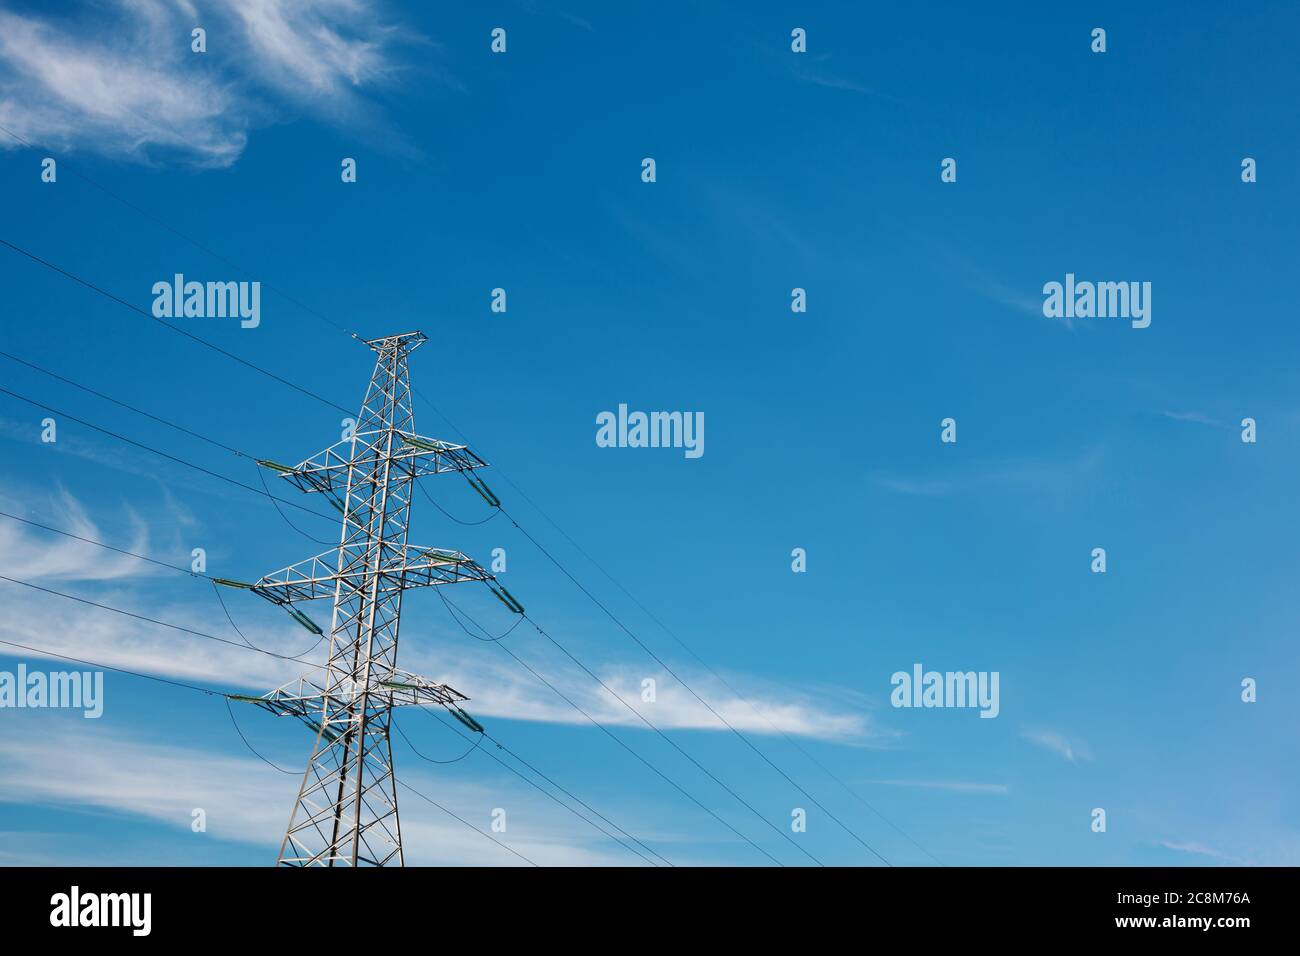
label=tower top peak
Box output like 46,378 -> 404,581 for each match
363,331 -> 427,354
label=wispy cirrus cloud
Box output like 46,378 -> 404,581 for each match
0,488 -> 154,582
1160,410 -> 1220,427
0,0 -> 434,167
791,57 -> 899,101
1022,726 -> 1092,763
226,0 -> 403,100
0,492 -> 882,743
1155,839 -> 1243,864
0,3 -> 245,166
0,578 -> 886,742
0,723 -> 657,865
926,243 -> 1052,322
0,483 -> 199,584
412,640 -> 890,743
872,779 -> 1010,795
871,447 -> 1106,498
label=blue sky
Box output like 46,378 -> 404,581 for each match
0,0 -> 1297,866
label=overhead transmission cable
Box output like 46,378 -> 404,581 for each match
0,214 -> 902,866
434,587 -> 824,866
0,521 -> 667,867
0,362 -> 796,862
0,632 -> 536,866
413,707 -> 672,867
0,383 -> 335,524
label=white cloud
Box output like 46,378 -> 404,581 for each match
0,4 -> 246,166
873,779 -> 1009,795
0,581 -> 886,742
0,488 -> 158,582
928,245 -> 1050,322
227,0 -> 398,98
1160,410 -> 1220,427
428,650 -> 887,742
0,493 -> 882,743
0,722 -> 653,865
871,447 -> 1106,499
0,0 -> 423,166
1022,726 -> 1092,763
1155,839 -> 1240,864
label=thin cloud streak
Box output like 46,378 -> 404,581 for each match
871,447 -> 1106,498
0,723 -> 654,866
873,779 -> 1010,795
1156,840 -> 1242,864
1160,410 -> 1220,427
1022,727 -> 1092,763
0,493 -> 882,743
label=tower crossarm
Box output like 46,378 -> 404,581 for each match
250,545 -> 496,605
232,669 -> 474,740
262,432 -> 487,497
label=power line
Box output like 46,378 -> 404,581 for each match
0,572 -> 316,665
488,633 -> 785,866
0,122 -> 366,343
0,346 -> 344,547
522,611 -> 826,866
0,236 -> 351,415
392,716 -> 483,765
554,554 -> 944,865
210,579 -> 325,659
388,364 -> 908,864
0,630 -> 538,866
417,481 -> 499,526
461,714 -> 674,867
0,141 -> 895,862
0,594 -> 621,868
0,506 -> 203,577
396,780 -> 539,867
434,584 -> 523,642
503,508 -> 891,866
401,395 -> 919,864
0,356 -> 822,862
0,383 -> 336,523
398,713 -> 666,868
418,708 -> 671,867
253,461 -> 336,545
0,179 -> 906,863
0,345 -> 489,548
0,346 -> 249,458
1,328 -> 850,866
0,345 -> 486,551
0,343 -> 337,544
226,697 -> 299,775
0,508 -> 322,659
0,509 -> 748,868
435,567 -> 824,865
0,635 -> 225,697
433,585 -> 788,864
0,333 -> 692,865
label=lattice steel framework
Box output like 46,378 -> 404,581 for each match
236,331 -> 520,866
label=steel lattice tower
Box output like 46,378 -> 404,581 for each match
227,331 -> 522,866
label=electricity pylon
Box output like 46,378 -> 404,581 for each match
225,331 -> 523,866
